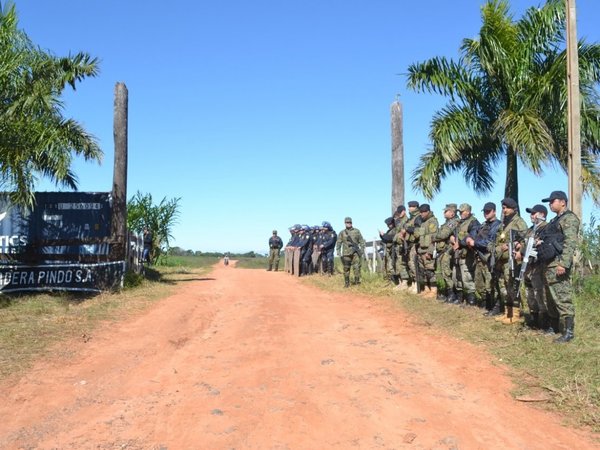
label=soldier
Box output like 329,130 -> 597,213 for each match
433,203 -> 460,302
467,202 -> 501,310
539,191 -> 580,343
415,204 -> 439,292
379,217 -> 399,286
396,201 -> 421,292
515,204 -> 548,330
393,206 -> 409,287
267,230 -> 284,271
336,217 -> 365,288
493,198 -> 528,324
320,221 -> 337,275
451,203 -> 480,305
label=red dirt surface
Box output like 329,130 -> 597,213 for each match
0,262 -> 598,449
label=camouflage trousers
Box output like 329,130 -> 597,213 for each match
407,245 -> 418,281
417,251 -> 436,285
435,252 -> 454,291
268,248 -> 281,268
474,257 -> 492,299
342,254 -> 362,281
396,246 -> 410,281
494,260 -> 520,308
524,263 -> 547,314
544,264 -> 574,320
383,246 -> 397,280
454,253 -> 476,294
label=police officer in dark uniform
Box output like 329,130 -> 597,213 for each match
320,221 -> 337,275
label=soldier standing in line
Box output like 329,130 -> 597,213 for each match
467,202 -> 501,310
539,191 -> 580,343
320,221 -> 337,276
336,217 -> 366,288
415,204 -> 439,292
267,230 -> 284,271
493,198 -> 528,324
393,206 -> 409,287
514,204 -> 549,330
433,204 -> 459,302
379,217 -> 399,286
450,203 -> 480,305
396,201 -> 422,292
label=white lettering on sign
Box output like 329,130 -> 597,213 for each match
57,203 -> 102,210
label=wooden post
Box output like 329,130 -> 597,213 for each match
391,100 -> 405,214
111,82 -> 128,260
566,0 -> 582,219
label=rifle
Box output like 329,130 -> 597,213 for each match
508,229 -> 515,279
344,230 -> 361,256
413,249 -> 423,293
514,236 -> 535,300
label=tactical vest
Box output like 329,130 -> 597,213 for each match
435,217 -> 459,252
417,214 -> 439,254
456,215 -> 478,258
495,214 -> 527,263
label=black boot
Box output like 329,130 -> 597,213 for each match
545,316 -> 560,335
344,275 -> 350,288
554,317 -> 575,343
445,290 -> 456,304
526,312 -> 539,330
537,312 -> 549,331
437,288 -> 448,302
452,291 -> 463,305
392,275 -> 400,286
274,263 -> 279,272
267,264 -> 272,271
465,293 -> 477,306
352,277 -> 361,285
484,301 -> 501,317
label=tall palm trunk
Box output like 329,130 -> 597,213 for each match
504,146 -> 518,202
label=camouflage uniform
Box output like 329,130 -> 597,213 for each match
268,231 -> 284,271
415,208 -> 439,288
336,218 -> 366,287
454,206 -> 480,303
518,219 -> 548,323
401,209 -> 422,285
393,214 -> 409,281
379,217 -> 399,284
538,192 -> 580,341
433,205 -> 459,300
493,206 -> 527,318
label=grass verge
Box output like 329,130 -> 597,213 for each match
0,259 -> 217,382
305,266 -> 600,434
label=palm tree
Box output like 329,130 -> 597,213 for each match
406,0 -> 600,203
0,4 -> 102,206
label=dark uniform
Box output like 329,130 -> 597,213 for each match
268,230 -> 284,271
320,221 -> 337,275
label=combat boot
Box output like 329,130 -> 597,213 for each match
436,288 -> 447,302
274,262 -> 279,272
445,290 -> 457,304
526,312 -> 539,330
344,275 -> 350,288
554,317 -> 575,343
452,291 -> 463,305
267,264 -> 272,271
537,312 -> 549,331
352,277 -> 361,285
495,304 -> 509,322
465,292 -> 477,306
485,301 -> 501,317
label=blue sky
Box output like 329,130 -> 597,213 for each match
12,0 -> 600,253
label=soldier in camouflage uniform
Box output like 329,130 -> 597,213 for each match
396,201 -> 422,293
414,204 -> 439,292
433,204 -> 459,302
539,191 -> 580,343
393,206 -> 409,286
379,217 -> 399,285
451,203 -> 480,305
492,198 -> 528,324
467,202 -> 501,310
514,204 -> 548,330
267,230 -> 284,271
336,217 -> 366,288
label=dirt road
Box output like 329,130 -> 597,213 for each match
0,263 -> 597,449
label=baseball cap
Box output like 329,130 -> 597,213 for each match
501,198 -> 518,209
542,190 -> 568,203
482,202 -> 496,212
525,204 -> 548,215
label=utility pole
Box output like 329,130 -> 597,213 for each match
566,0 -> 582,219
111,82 -> 128,260
391,100 -> 405,214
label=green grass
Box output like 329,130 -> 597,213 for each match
235,256 -> 270,269
305,264 -> 600,433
